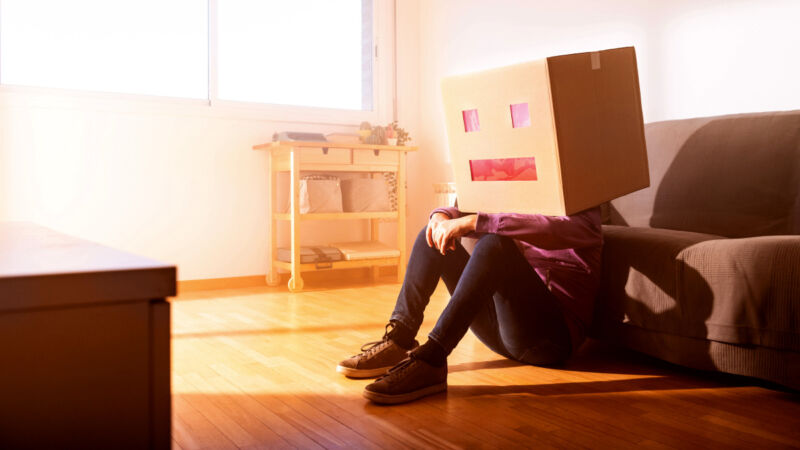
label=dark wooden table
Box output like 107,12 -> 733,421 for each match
0,222 -> 176,449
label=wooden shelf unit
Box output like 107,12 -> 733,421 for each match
273,211 -> 398,221
272,256 -> 400,273
253,140 -> 417,291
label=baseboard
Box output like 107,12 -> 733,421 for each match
178,275 -> 266,293
178,266 -> 398,293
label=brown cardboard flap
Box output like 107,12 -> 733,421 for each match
548,47 -> 650,213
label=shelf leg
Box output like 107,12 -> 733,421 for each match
290,147 -> 303,291
370,172 -> 381,283
288,276 -> 304,292
267,151 -> 280,286
266,271 -> 281,287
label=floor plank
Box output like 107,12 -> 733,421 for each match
172,281 -> 800,449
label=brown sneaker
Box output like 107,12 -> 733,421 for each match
362,352 -> 447,404
337,324 -> 418,379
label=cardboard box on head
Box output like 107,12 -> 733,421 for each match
441,46 -> 650,217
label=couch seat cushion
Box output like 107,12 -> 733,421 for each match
597,225 -> 800,352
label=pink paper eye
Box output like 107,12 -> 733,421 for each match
510,103 -> 530,128
462,109 -> 480,132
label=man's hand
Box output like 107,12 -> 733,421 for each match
426,212 -> 450,249
426,213 -> 478,255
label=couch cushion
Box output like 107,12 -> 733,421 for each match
678,235 -> 800,351
607,110 -> 800,237
597,225 -> 721,337
596,225 -> 800,352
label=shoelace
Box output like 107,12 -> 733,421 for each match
355,322 -> 395,356
377,355 -> 417,382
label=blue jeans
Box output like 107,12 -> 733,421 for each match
391,227 -> 572,365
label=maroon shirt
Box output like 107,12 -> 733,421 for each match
432,206 -> 603,349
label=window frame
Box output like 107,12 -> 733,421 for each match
0,0 -> 394,126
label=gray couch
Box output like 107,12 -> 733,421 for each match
594,110 -> 800,390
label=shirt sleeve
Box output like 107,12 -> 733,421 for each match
474,207 -> 602,250
429,206 -> 464,220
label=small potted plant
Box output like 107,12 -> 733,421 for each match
389,121 -> 411,146
365,125 -> 385,145
358,121 -> 372,143
385,124 -> 397,146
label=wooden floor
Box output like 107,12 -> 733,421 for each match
171,280 -> 800,449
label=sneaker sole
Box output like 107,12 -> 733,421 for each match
362,382 -> 447,405
336,364 -> 392,379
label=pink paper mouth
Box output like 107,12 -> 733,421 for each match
469,157 -> 538,181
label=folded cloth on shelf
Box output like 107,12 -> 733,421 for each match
329,241 -> 400,261
277,246 -> 343,264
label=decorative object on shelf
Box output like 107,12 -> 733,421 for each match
365,125 -> 386,145
328,241 -> 400,261
277,246 -> 342,265
296,174 -> 343,213
388,121 -> 411,146
383,172 -> 398,212
385,124 -> 397,146
341,178 -> 392,212
273,131 -> 327,142
358,121 -> 372,142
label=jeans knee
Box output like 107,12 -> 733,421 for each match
473,233 -> 513,256
415,225 -> 428,244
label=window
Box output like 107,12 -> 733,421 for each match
0,0 -> 208,99
217,0 -> 374,111
0,1 -> 383,120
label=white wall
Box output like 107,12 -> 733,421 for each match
405,0 -> 800,240
0,94 -> 374,280
646,0 -> 800,120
